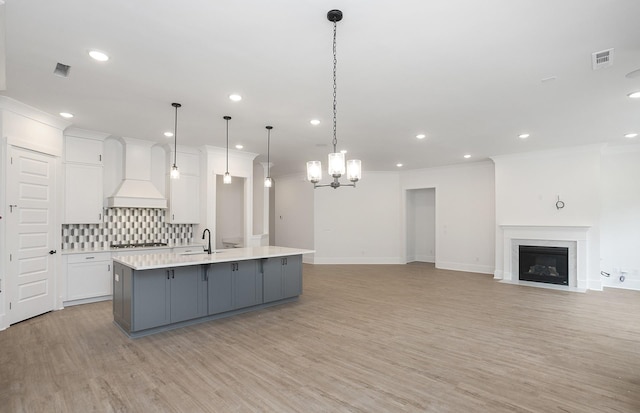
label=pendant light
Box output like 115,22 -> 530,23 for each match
306,9 -> 361,189
223,115 -> 232,184
264,125 -> 273,188
170,102 -> 181,179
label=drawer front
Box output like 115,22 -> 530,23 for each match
67,252 -> 111,264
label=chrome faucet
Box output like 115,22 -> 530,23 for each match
202,228 -> 212,254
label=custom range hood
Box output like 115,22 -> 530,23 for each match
107,137 -> 167,208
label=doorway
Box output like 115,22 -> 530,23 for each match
406,188 -> 435,263
7,146 -> 57,324
215,175 -> 245,249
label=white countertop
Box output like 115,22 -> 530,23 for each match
112,246 -> 314,270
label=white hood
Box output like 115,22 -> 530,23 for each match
107,137 -> 167,208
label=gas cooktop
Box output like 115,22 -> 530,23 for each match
110,242 -> 168,249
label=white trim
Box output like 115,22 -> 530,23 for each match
436,261 -> 494,274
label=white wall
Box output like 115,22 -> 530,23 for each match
492,145 -> 602,289
401,162 -> 495,274
313,172 -> 402,264
407,188 -> 435,263
274,174 -> 314,262
600,144 -> 640,290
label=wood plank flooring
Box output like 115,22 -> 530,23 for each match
1,263 -> 639,412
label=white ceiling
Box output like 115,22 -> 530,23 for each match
3,0 -> 640,177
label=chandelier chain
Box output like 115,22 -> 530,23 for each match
332,20 -> 338,152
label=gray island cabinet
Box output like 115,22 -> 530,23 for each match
112,246 -> 313,338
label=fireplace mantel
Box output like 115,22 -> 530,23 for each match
498,225 -> 591,290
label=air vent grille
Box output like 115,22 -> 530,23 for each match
54,63 -> 71,78
592,48 -> 614,70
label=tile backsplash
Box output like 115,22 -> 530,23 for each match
61,208 -> 193,249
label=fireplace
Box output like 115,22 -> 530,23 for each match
518,245 -> 569,285
499,225 -> 591,290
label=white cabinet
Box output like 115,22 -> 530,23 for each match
63,130 -> 108,224
64,252 -> 112,306
169,175 -> 199,223
65,164 -> 104,224
167,150 -> 200,224
65,136 -> 103,165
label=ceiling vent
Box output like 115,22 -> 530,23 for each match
53,62 -> 71,78
592,48 -> 614,70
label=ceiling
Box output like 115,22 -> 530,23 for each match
3,0 -> 640,177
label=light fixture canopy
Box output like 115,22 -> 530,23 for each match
170,103 -> 181,179
223,115 -> 232,184
264,126 -> 273,188
306,9 -> 361,189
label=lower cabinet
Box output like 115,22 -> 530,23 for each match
64,252 -> 112,305
113,256 -> 302,336
114,264 -> 207,333
207,260 -> 262,315
263,255 -> 302,303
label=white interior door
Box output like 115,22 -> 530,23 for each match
7,146 -> 57,324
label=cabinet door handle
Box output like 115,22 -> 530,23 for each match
98,213 -> 102,221
172,269 -> 175,279
99,154 -> 102,162
85,256 -> 95,260
167,270 -> 170,280
108,264 -> 111,272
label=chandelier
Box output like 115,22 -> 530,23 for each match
306,9 -> 361,189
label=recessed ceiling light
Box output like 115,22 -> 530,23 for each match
416,134 -> 426,139
59,112 -> 74,118
396,163 -> 403,168
518,133 -> 530,139
88,50 -> 109,62
229,94 -> 242,102
627,91 -> 640,99
235,144 -> 244,149
624,133 -> 638,138
164,131 -> 174,138
310,119 -> 321,126
464,154 -> 471,159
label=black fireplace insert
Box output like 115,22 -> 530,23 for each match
518,245 -> 569,285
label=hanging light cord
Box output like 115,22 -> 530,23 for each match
267,126 -> 271,177
173,105 -> 178,166
332,19 -> 338,154
224,115 -> 231,173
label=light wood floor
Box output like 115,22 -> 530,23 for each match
1,263 -> 639,412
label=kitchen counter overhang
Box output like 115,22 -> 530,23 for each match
112,246 -> 314,270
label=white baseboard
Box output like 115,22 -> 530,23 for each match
413,254 -> 435,263
436,261 -> 495,275
312,256 -> 404,265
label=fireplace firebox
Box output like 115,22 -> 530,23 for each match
518,245 -> 569,285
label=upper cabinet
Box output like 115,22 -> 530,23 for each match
63,129 -> 109,224
167,148 -> 201,224
65,135 -> 104,165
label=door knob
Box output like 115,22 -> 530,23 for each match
49,250 -> 57,255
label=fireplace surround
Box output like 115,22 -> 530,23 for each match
498,225 -> 590,290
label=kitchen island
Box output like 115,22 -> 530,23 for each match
112,246 -> 313,337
